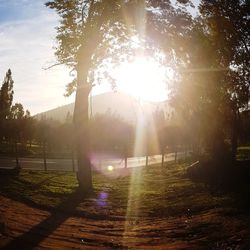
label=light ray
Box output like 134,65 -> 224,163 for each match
120,1 -> 169,245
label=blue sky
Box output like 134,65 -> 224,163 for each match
0,0 -> 199,115
0,0 -> 74,115
0,1 -> 41,22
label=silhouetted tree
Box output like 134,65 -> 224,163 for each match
0,69 -> 14,121
199,0 -> 250,161
171,0 -> 249,166
0,69 -> 14,143
10,103 -> 24,120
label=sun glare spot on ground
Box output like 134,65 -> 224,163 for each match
114,57 -> 173,102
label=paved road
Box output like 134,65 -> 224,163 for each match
0,152 -> 189,171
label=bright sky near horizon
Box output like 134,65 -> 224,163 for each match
0,0 -> 199,115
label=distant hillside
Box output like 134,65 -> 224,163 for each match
34,92 -> 171,123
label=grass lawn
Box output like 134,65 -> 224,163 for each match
1,163 -> 250,249
237,146 -> 250,160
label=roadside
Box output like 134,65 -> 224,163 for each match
0,152 -> 188,171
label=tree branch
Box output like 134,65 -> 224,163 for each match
42,62 -> 64,70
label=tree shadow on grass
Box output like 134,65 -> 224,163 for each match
187,160 -> 250,212
0,170 -> 126,249
0,169 -> 71,211
1,188 -> 86,250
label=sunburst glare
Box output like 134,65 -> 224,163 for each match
114,57 -> 173,102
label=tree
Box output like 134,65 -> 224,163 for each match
8,103 -> 27,168
46,0 -> 193,192
0,69 -> 14,121
45,0 -> 140,192
171,0 -> 249,164
46,0 -> 132,192
0,69 -> 15,146
199,0 -> 250,161
10,103 -> 25,120
0,69 -> 33,162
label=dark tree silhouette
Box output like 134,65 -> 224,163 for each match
171,0 -> 249,165
199,0 -> 250,161
0,69 -> 14,121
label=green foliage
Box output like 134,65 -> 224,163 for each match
237,146 -> 250,160
0,69 -> 14,120
169,0 -> 249,161
199,0 -> 249,110
45,0 -> 132,67
0,70 -> 32,147
46,0 -> 191,95
10,103 -> 24,120
0,170 -> 77,208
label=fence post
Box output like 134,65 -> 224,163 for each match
71,149 -> 75,172
161,153 -> 164,167
15,141 -> 19,168
43,141 -> 47,171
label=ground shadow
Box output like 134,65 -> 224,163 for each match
2,189 -> 85,250
0,170 -> 125,249
0,169 -> 69,211
187,160 -> 250,211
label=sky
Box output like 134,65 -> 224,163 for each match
0,0 -> 75,115
0,0 -> 199,115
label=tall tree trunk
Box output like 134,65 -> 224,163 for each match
73,7 -> 105,192
161,152 -> 164,167
74,58 -> 93,193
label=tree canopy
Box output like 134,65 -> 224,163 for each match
0,69 -> 14,121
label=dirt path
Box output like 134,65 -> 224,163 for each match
0,195 -> 186,249
1,195 -> 250,249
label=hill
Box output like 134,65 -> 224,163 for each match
34,92 -> 171,123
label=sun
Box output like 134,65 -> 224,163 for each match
113,57 -> 173,102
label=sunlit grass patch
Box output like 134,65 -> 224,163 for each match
0,171 -> 78,208
0,163 -> 235,218
237,146 -> 250,160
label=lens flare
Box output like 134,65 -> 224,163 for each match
107,165 -> 114,171
96,192 -> 109,207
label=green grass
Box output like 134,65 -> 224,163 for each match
0,171 -> 78,208
2,163 -> 250,248
237,146 -> 250,160
0,163 -> 234,217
